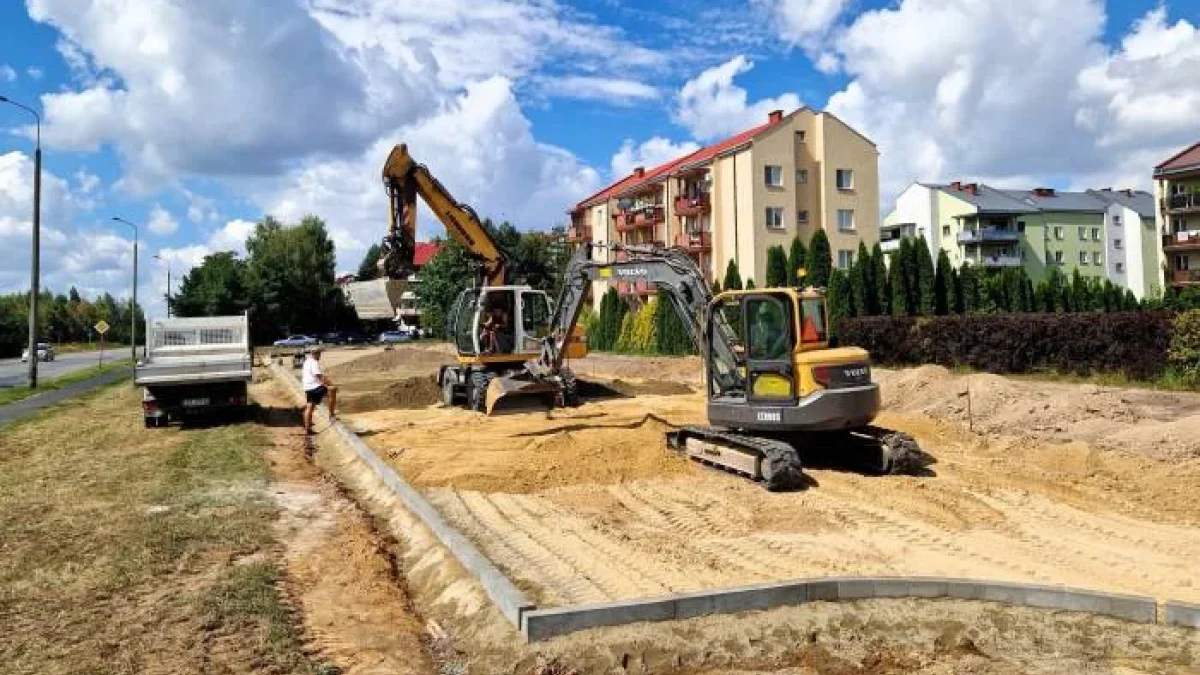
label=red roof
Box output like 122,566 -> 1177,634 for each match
571,111 -> 790,211
414,241 -> 439,267
1156,141 -> 1200,175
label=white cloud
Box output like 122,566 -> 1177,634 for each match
26,66 -> 44,80
759,0 -> 849,63
0,64 -> 15,82
74,169 -> 100,194
207,218 -> 255,254
610,137 -> 701,178
537,76 -> 659,106
674,56 -> 802,141
256,76 -> 601,271
146,205 -> 178,236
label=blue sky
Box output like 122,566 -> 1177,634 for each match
0,0 -> 1196,317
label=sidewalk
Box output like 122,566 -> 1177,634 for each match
0,367 -> 132,426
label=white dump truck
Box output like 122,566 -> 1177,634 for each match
135,314 -> 253,427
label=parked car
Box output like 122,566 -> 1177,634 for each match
320,331 -> 348,345
20,342 -> 55,362
273,335 -> 317,348
344,332 -> 369,344
377,330 -> 412,344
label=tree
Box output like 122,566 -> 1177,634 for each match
950,266 -> 964,314
806,230 -> 832,289
615,311 -> 636,352
889,247 -> 906,316
356,243 -> 383,281
871,243 -> 890,316
1023,278 -> 1036,312
1123,289 -> 1139,310
656,289 -> 694,355
629,297 -> 659,353
1036,281 -> 1054,312
958,263 -> 981,313
723,259 -> 743,291
765,245 -> 789,287
827,269 -> 855,337
789,236 -> 808,286
915,237 -> 935,315
745,278 -> 757,290
173,252 -> 249,318
416,237 -> 474,338
933,250 -> 952,315
851,242 -> 872,315
711,279 -> 722,295
1047,267 -> 1068,312
244,215 -> 343,340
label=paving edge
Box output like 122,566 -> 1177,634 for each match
267,361 -> 535,627
263,360 -> 1196,644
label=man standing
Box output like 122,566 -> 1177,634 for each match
302,346 -> 337,434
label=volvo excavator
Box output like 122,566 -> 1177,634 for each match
512,241 -> 925,490
348,143 -> 923,490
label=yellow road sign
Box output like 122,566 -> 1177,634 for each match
94,320 -> 110,335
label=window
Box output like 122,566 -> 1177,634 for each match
709,297 -> 746,398
1176,255 -> 1190,271
1078,226 -> 1087,241
795,169 -> 808,184
1055,250 -> 1064,264
837,209 -> 855,232
795,130 -> 806,142
765,207 -> 784,229
836,169 -> 854,190
942,225 -> 950,237
1079,251 -> 1088,265
747,296 -> 791,362
1114,238 -> 1122,249
1093,251 -> 1102,265
796,210 -> 809,224
1116,262 -> 1125,273
799,297 -> 828,344
1017,220 -> 1026,232
1114,215 -> 1122,225
1055,226 -> 1064,240
764,165 -> 783,187
520,291 -> 552,351
1091,227 -> 1100,241
837,249 -> 854,269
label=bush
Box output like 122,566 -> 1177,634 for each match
630,298 -> 658,354
838,311 -> 1172,380
614,312 -> 636,353
1169,310 -> 1200,386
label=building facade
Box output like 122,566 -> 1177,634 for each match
568,108 -> 880,309
884,183 -> 1161,298
1154,141 -> 1200,292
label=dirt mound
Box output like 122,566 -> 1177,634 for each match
578,378 -> 694,398
327,347 -> 451,379
340,376 -> 442,413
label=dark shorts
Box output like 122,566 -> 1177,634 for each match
305,385 -> 327,405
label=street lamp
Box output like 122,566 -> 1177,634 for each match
153,253 -> 172,317
110,217 -> 139,364
1,95 -> 42,388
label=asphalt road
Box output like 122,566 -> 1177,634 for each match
0,350 -> 126,388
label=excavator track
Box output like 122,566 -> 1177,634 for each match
666,426 -> 806,492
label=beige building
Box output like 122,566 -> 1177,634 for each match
568,108 -> 880,307
1154,140 -> 1200,292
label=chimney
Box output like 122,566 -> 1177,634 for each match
1033,187 -> 1055,197
966,183 -> 979,195
768,109 -> 784,124
633,166 -> 645,178
950,181 -> 962,191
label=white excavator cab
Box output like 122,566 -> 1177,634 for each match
447,285 -> 553,360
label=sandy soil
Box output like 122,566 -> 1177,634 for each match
254,381 -> 436,675
330,347 -> 1200,611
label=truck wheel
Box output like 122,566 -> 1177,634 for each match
144,416 -> 158,429
441,374 -> 457,407
468,371 -> 493,413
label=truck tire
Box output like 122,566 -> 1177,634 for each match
441,373 -> 458,407
468,371 -> 493,413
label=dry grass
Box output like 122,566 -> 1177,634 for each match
0,383 -> 324,674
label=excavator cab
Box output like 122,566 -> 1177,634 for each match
446,286 -> 553,359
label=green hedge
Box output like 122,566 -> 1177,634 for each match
838,311 -> 1173,380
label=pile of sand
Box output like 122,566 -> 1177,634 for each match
876,367 -> 1200,461
327,346 -> 452,379
339,376 -> 443,413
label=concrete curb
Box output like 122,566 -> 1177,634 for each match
1166,601 -> 1200,628
520,577 -> 1162,642
267,361 -> 535,627
264,360 -> 1196,643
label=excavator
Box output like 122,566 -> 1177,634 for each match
349,144 -> 923,490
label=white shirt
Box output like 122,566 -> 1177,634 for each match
301,356 -> 324,391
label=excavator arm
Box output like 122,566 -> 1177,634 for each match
379,144 -> 508,286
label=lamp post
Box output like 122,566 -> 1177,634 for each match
153,253 -> 171,317
110,217 -> 139,364
1,95 -> 42,388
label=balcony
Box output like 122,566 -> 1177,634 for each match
1163,231 -> 1200,251
614,212 -> 637,232
567,225 -> 592,243
674,230 -> 711,252
1164,193 -> 1200,214
633,206 -> 664,227
958,228 -> 1021,244
617,280 -> 652,296
977,254 -> 1023,268
674,194 -> 711,217
1170,269 -> 1200,286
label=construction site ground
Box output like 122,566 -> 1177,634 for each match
323,344 -> 1200,612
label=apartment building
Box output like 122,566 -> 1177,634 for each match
884,182 -> 1161,298
568,108 -> 880,308
1154,141 -> 1200,291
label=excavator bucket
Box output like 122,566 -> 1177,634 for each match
485,375 -> 559,415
